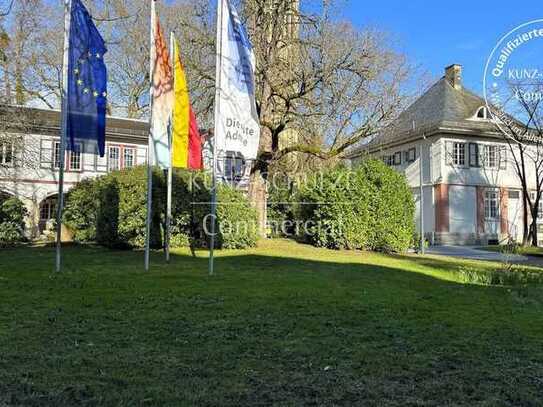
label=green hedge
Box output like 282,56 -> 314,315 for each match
0,195 -> 28,246
298,159 -> 415,253
63,166 -> 258,250
267,174 -> 297,238
215,185 -> 258,249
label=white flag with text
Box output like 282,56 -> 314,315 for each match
214,0 -> 260,186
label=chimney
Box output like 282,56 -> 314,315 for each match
445,64 -> 462,90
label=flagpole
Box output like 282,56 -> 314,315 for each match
55,0 -> 72,273
209,0 -> 225,276
144,0 -> 156,272
165,32 -> 174,264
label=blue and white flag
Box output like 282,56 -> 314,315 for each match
214,0 -> 260,185
67,0 -> 108,157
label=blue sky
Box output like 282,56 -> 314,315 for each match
347,0 -> 541,95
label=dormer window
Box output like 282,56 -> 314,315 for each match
474,106 -> 491,120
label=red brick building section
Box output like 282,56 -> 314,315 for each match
434,184 -> 449,232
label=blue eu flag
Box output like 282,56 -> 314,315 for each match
67,0 -> 107,157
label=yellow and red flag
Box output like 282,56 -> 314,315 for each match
172,36 -> 202,169
150,1 -> 174,169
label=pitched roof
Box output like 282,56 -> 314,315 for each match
0,105 -> 149,144
358,72 -> 501,154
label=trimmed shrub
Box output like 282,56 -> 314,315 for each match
63,178 -> 100,242
215,185 -> 258,249
113,166 -> 163,249
298,159 -> 415,253
96,177 -> 120,247
298,167 -> 371,249
63,166 -> 257,250
0,196 -> 28,246
359,159 -> 415,253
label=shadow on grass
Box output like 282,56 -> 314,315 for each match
0,241 -> 521,288
1,243 -> 543,406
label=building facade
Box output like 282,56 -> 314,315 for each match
351,65 -> 543,246
0,106 -> 149,238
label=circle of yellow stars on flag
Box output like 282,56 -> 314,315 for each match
73,51 -> 107,99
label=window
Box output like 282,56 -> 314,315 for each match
123,148 -> 135,168
0,140 -> 13,165
453,142 -> 465,166
468,143 -> 479,167
382,155 -> 393,166
484,191 -> 500,220
69,146 -> 81,171
40,197 -> 57,221
393,151 -> 402,166
108,146 -> 120,171
483,145 -> 498,168
508,190 -> 520,199
53,142 -> 61,169
475,106 -> 492,120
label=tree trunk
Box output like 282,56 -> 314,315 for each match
531,221 -> 539,247
248,168 -> 267,237
522,191 -> 530,246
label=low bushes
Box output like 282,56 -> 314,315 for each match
297,159 -> 415,253
63,166 -> 258,250
458,265 -> 543,286
0,195 -> 28,246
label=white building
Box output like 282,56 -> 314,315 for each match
350,64 -> 543,246
0,106 -> 149,238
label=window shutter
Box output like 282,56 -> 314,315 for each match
479,145 -> 486,168
469,143 -> 478,167
445,141 -> 453,165
461,143 -> 469,168
40,138 -> 53,169
500,146 -> 507,169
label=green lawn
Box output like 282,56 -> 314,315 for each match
1,240 -> 543,406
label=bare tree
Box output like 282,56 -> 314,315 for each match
238,0 -> 414,231
0,0 -> 416,234
490,80 -> 543,246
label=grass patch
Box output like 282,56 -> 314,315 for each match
480,244 -> 543,258
1,239 -> 543,405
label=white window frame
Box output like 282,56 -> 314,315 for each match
483,145 -> 499,169
0,140 -> 14,166
453,142 -> 466,166
484,190 -> 500,220
68,144 -> 82,171
108,146 -> 120,172
123,147 -> 135,169
53,141 -> 61,169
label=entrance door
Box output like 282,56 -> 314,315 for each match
449,185 -> 476,234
